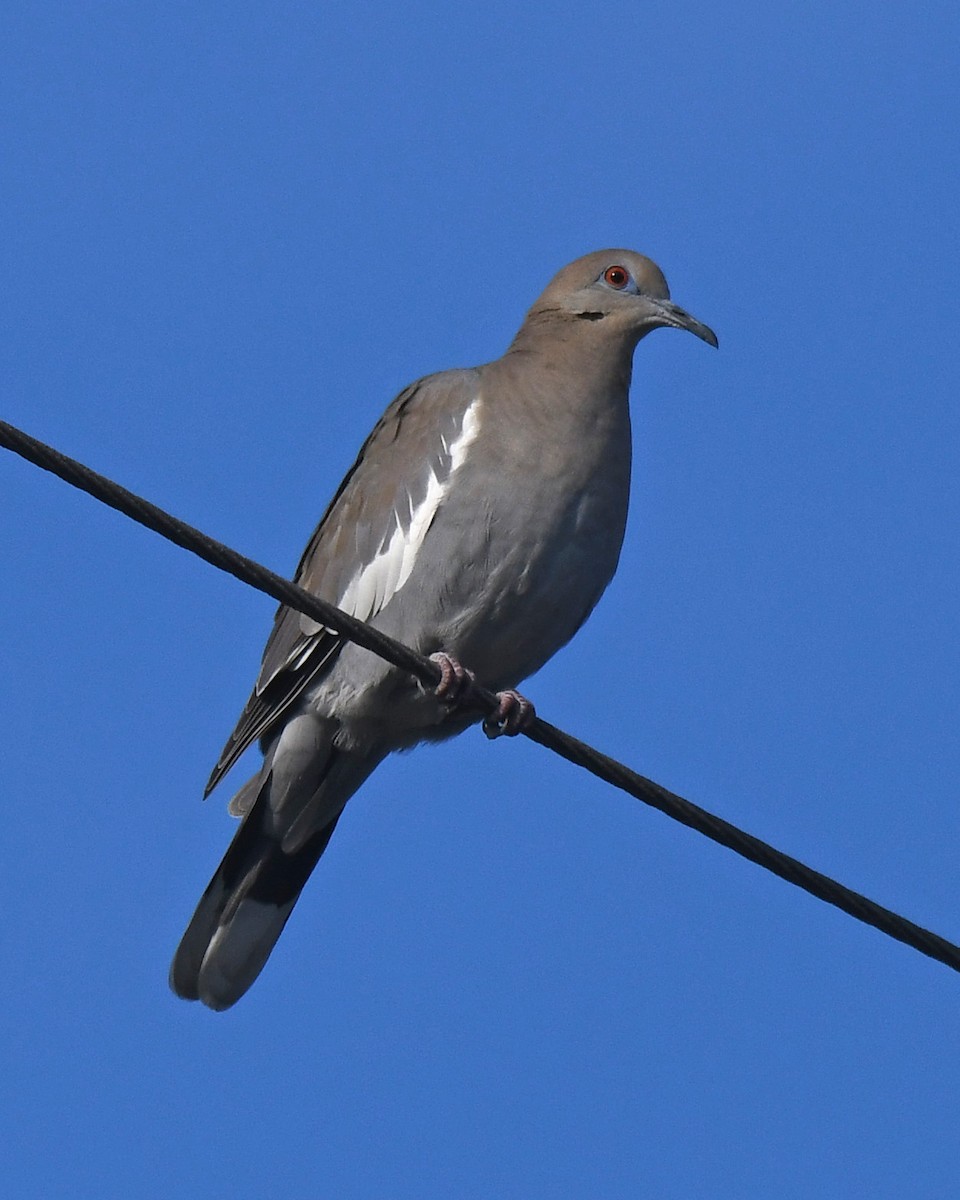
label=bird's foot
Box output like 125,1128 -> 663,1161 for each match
481,689 -> 536,739
430,651 -> 476,704
428,652 -> 535,739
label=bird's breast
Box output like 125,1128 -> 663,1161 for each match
402,384 -> 634,688
311,379 -> 633,746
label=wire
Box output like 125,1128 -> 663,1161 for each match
2,416 -> 958,975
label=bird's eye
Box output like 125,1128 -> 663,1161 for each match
603,265 -> 631,289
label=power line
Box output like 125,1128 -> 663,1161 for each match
2,415 -> 958,975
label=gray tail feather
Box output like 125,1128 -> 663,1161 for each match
170,788 -> 343,1011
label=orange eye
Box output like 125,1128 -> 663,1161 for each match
603,265 -> 630,289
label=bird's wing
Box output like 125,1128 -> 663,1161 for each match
205,369 -> 480,795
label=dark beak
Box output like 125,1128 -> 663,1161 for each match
652,299 -> 719,348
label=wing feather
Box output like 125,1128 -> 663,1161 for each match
205,370 -> 481,795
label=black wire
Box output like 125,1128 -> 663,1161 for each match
2,416 -> 958,975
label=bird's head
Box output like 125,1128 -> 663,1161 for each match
530,249 -> 718,349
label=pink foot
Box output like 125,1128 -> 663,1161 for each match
482,689 -> 536,739
429,651 -> 475,704
429,653 -> 536,738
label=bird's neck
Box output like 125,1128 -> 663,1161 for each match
500,310 -> 637,407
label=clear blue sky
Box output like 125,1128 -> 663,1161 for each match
2,4 -> 958,1197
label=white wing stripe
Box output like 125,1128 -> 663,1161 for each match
336,395 -> 482,622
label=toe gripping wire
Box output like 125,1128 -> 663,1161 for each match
2,416 -> 959,976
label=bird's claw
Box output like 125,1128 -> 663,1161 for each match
429,653 -> 535,738
430,651 -> 476,704
482,689 -> 536,739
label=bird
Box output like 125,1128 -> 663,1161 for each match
170,248 -> 717,1010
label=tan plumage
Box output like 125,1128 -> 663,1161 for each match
171,249 -> 717,1010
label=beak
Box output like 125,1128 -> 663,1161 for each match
651,299 -> 719,348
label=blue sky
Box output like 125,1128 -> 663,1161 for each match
2,3 -> 959,1196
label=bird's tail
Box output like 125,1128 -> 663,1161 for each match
170,749 -> 379,1010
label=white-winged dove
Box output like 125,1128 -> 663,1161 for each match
171,249 -> 717,1009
